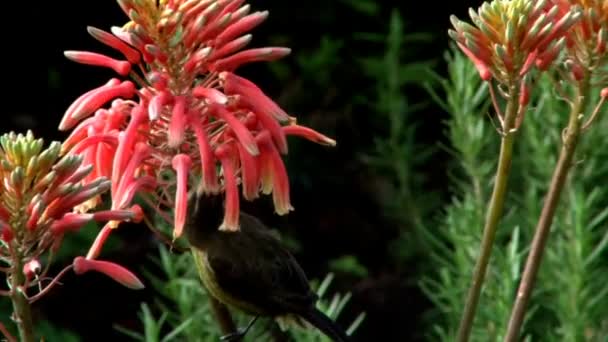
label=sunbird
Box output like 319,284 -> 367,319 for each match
184,190 -> 352,342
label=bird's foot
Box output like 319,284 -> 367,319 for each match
219,329 -> 246,341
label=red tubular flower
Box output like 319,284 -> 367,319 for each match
64,51 -> 132,76
215,144 -> 240,231
59,0 -> 337,240
172,154 -> 193,238
87,26 -> 141,64
256,131 -> 293,215
73,256 -> 144,290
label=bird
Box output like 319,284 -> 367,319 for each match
183,190 -> 352,342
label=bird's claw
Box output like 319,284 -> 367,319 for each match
219,329 -> 246,341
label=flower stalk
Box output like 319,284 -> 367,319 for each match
504,0 -> 607,337
504,72 -> 593,342
456,82 -> 520,342
9,247 -> 35,342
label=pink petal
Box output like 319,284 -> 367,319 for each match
62,164 -> 95,186
0,205 -> 10,222
257,133 -> 293,215
44,181 -> 112,219
73,256 -> 145,290
209,103 -> 259,155
168,96 -> 188,148
87,26 -> 141,64
59,79 -> 121,131
146,71 -> 169,91
115,142 -> 151,207
195,12 -> 232,46
237,142 -> 260,201
211,47 -> 291,72
221,71 -> 290,123
215,145 -> 240,231
217,0 -> 246,19
183,47 -> 213,74
171,154 -> 193,238
144,44 -> 168,64
64,51 -> 131,76
1,223 -> 14,242
182,0 -> 221,28
86,223 -> 112,259
26,199 -> 43,231
255,132 -> 274,195
456,42 -> 492,81
209,34 -> 252,61
519,49 -> 539,77
92,209 -> 137,222
96,140 -> 115,180
184,4 -> 223,47
192,86 -> 228,104
61,117 -> 96,153
50,213 -> 94,234
148,90 -> 173,121
214,11 -> 268,46
183,9 -> 212,48
111,106 -> 147,195
69,133 -> 118,155
70,81 -> 137,123
191,116 -> 220,194
116,175 -> 157,209
282,125 -> 336,146
252,106 -> 288,154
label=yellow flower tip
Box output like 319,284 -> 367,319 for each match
219,222 -> 241,232
122,21 -> 135,30
74,197 -> 101,214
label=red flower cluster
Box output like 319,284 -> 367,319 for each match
59,0 -> 336,242
548,0 -> 607,80
0,131 -> 145,294
449,0 -> 582,83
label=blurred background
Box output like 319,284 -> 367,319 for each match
7,0 -> 607,341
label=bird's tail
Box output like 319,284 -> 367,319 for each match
299,308 -> 352,342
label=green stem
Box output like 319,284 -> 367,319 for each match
191,249 -> 237,336
9,248 -> 35,342
457,82 -> 520,342
503,74 -> 591,342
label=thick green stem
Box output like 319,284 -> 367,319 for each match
191,249 -> 237,335
9,249 -> 35,342
457,83 -> 520,342
504,75 -> 591,342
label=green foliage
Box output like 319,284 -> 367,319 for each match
115,246 -> 221,342
328,255 -> 369,278
355,9 -> 440,266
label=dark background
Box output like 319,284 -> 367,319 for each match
8,0 -> 479,341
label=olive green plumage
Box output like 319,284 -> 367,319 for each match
184,192 -> 351,342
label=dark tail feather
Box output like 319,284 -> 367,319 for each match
300,308 -> 352,342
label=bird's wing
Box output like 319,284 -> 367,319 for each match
207,213 -> 317,314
